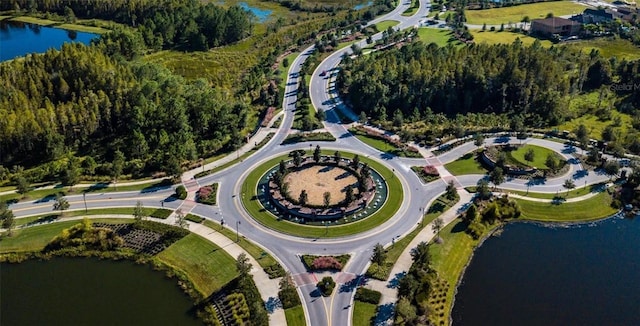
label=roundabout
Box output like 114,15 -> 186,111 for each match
240,150 -> 402,238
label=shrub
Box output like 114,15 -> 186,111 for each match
185,214 -> 204,223
423,165 -> 439,176
355,288 -> 382,304
196,183 -> 218,205
312,256 -> 342,270
317,276 -> 335,297
175,185 -> 187,200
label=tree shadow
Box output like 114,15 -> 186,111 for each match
373,303 -> 395,326
35,194 -> 58,203
339,275 -> 362,293
83,182 -> 110,193
451,220 -> 469,233
379,152 -> 396,160
310,288 -> 322,298
265,297 -> 282,313
387,271 -> 406,289
25,214 -> 59,227
493,136 -> 510,144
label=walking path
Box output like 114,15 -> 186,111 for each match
365,190 -> 474,325
7,213 -> 287,326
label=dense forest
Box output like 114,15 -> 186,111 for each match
2,0 -> 253,50
0,43 -> 249,180
338,41 -> 640,143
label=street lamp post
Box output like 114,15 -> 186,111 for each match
236,221 -> 241,242
83,193 -> 87,213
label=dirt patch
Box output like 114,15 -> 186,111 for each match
284,165 -> 357,206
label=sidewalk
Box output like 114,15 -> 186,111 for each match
9,214 -> 286,326
365,190 -> 474,324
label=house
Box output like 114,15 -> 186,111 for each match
616,7 -> 640,23
583,8 -> 623,23
530,17 -> 582,37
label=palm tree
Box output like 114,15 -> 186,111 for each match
563,179 -> 576,197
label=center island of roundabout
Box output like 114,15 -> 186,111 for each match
241,148 -> 403,238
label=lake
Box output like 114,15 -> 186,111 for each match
0,257 -> 202,325
452,215 -> 640,325
0,20 -> 97,62
238,2 -> 272,23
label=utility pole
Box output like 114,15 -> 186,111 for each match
236,220 -> 241,242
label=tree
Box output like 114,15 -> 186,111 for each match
293,150 -> 302,167
314,145 -> 321,163
545,154 -> 558,172
133,200 -> 146,221
279,160 -> 287,174
351,155 -> 360,169
61,157 -> 80,190
359,111 -> 368,124
236,253 -> 253,279
53,194 -> 70,216
464,204 -> 478,223
563,179 -> 575,196
82,156 -> 97,175
278,272 -> 300,309
522,16 -> 530,27
499,23 -> 504,31
396,297 -> 417,325
410,241 -> 430,270
476,179 -> 491,200
474,133 -> 485,147
482,23 -> 487,31
281,182 -> 289,197
604,160 -> 620,179
574,124 -> 589,152
371,243 -> 387,266
111,150 -> 125,190
490,167 -> 505,189
588,146 -> 601,163
334,151 -> 341,164
345,186 -> 355,204
432,217 -> 444,241
299,190 -> 308,206
524,148 -> 535,163
446,181 -> 457,200
174,209 -> 188,229
15,175 -> 30,196
1,201 -> 15,235
323,191 -> 331,208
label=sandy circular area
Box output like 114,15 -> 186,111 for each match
284,165 -> 358,206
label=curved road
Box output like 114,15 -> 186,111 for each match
8,1 -> 619,325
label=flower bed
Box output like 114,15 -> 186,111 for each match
196,183 -> 218,205
411,166 -> 440,184
301,254 -> 350,271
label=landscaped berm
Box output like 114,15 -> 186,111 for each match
284,165 -> 357,206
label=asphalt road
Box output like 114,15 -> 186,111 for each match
7,1 -> 621,325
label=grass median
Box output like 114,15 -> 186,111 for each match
241,151 -> 403,238
515,191 -> 617,222
284,306 -> 305,326
15,208 -> 173,227
444,152 -> 486,175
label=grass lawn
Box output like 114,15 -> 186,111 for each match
15,207 -> 172,226
0,219 -> 133,253
429,219 -> 497,325
515,191 -> 617,222
564,37 -> 640,60
465,1 -> 585,25
509,144 -> 558,169
507,182 -> 607,200
156,233 -> 238,296
367,194 -> 458,280
444,152 -> 486,175
10,16 -> 108,33
374,20 -> 399,32
354,134 -> 398,153
401,0 -> 419,16
241,151 -> 402,238
417,28 -> 460,47
471,31 -> 553,47
284,306 -> 306,326
203,219 -> 283,277
353,301 -> 377,326
555,110 -> 633,141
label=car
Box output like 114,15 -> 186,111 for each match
319,70 -> 327,77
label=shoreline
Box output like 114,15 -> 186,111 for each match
445,209 -> 624,325
2,14 -> 109,34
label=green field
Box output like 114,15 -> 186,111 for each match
374,20 -> 399,32
444,152 -> 486,175
241,151 -> 403,238
157,233 -> 238,296
564,38 -> 640,60
508,144 -> 558,169
515,191 -> 617,222
507,182 -> 607,200
417,28 -> 460,47
351,129 -> 421,157
284,306 -> 306,326
0,219 -> 133,253
401,0 -> 420,16
556,112 -> 632,141
353,301 -> 377,326
471,31 -> 553,47
465,1 -> 586,25
10,16 -> 109,33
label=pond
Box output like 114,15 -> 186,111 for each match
239,2 -> 272,23
353,1 -> 373,10
0,257 -> 202,325
1,20 -> 98,62
452,215 -> 640,325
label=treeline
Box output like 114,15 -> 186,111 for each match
0,43 -> 250,180
3,0 -> 253,51
338,41 -> 640,129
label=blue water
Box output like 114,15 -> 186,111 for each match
354,1 -> 373,10
453,215 -> 640,325
0,20 -> 97,61
239,2 -> 272,23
